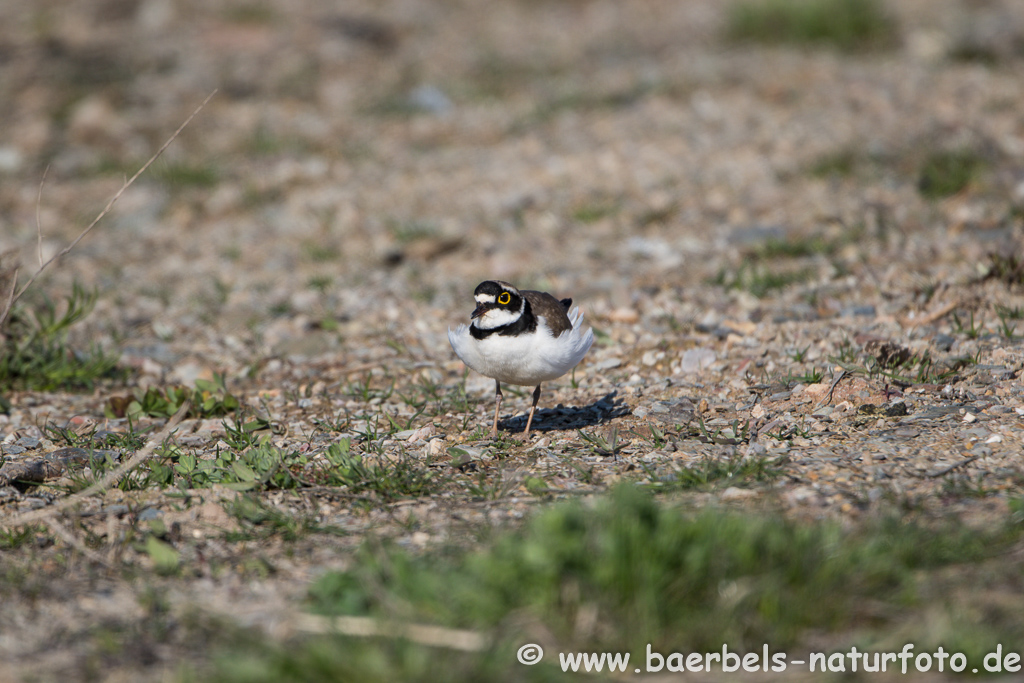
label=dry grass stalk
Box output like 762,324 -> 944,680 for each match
0,401 -> 191,529
0,90 -> 218,330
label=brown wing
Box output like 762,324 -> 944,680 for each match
523,290 -> 573,336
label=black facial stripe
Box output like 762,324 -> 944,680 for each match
470,298 -> 537,339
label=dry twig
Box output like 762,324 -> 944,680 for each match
295,614 -> 488,652
0,401 -> 190,529
0,90 -> 217,330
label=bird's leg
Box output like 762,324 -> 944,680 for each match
522,384 -> 542,438
490,381 -> 503,437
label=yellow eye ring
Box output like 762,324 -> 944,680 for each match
498,292 -> 511,305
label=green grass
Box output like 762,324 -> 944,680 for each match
918,149 -> 986,199
197,486 -> 1024,682
807,148 -> 858,178
0,283 -> 124,391
643,452 -> 782,492
711,262 -> 814,298
572,201 -> 619,224
105,375 -> 241,420
983,251 -> 1024,287
726,0 -> 898,52
827,340 -> 968,385
152,161 -> 220,189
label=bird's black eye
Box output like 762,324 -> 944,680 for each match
498,292 -> 511,305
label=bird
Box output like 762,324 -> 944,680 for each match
448,280 -> 594,438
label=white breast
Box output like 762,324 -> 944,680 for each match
448,308 -> 594,386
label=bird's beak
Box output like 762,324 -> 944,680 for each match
471,303 -> 489,319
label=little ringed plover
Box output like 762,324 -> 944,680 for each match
448,280 -> 594,438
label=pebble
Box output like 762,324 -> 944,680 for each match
678,348 -> 716,374
607,308 -> 640,324
427,439 -> 446,457
138,508 -> 163,522
591,357 -> 622,371
641,350 -> 664,366
408,85 -> 453,114
407,424 -> 437,442
720,486 -> 757,501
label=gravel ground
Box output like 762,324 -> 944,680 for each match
3,0 -> 1024,680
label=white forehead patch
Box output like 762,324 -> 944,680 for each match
475,294 -> 496,304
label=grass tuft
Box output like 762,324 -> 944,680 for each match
917,149 -> 986,199
191,486 -> 1024,682
0,282 -> 123,391
726,0 -> 898,52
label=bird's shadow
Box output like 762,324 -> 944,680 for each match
498,390 -> 630,434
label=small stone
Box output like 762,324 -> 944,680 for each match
803,383 -> 829,397
679,348 -> 716,374
407,424 -> 436,442
720,486 -> 756,500
785,486 -> 821,506
607,308 -> 640,324
408,85 -> 453,114
963,412 -> 977,423
984,434 -> 1003,444
527,438 -> 550,451
591,357 -> 622,371
138,508 -> 163,522
751,404 -> 767,419
427,439 -> 446,457
641,350 -> 663,366
448,446 -> 484,468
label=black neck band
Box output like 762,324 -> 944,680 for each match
470,299 -> 537,339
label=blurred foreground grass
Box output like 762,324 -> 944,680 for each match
199,486 -> 1024,682
726,0 -> 898,52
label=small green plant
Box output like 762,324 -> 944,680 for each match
226,495 -> 337,542
808,148 -> 858,178
0,283 -> 122,391
152,161 -> 220,189
692,416 -> 751,445
644,452 -> 781,492
726,0 -> 897,52
0,526 -> 40,550
321,440 -> 439,499
995,304 -> 1024,320
918,149 -> 985,199
572,201 -> 618,224
301,241 -> 341,263
579,428 -> 623,457
171,441 -> 310,491
222,416 -> 273,450
787,367 -> 824,384
997,310 -> 1017,339
344,373 -> 394,403
711,262 -> 814,298
951,310 -> 985,339
44,419 -> 147,452
105,374 -> 240,419
787,345 -> 811,363
983,252 -> 1024,287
